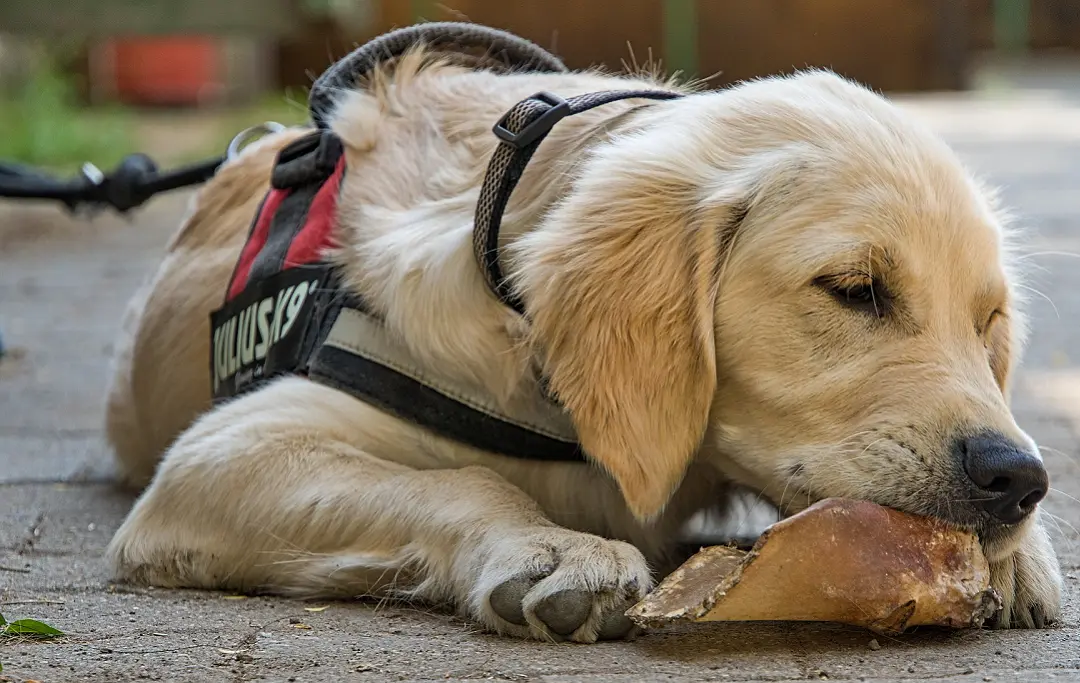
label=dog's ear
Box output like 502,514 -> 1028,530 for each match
513,151 -> 746,521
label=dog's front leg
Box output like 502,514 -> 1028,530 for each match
986,512 -> 1063,628
107,379 -> 651,642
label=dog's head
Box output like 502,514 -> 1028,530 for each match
513,70 -> 1043,558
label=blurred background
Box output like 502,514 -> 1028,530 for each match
0,0 -> 1076,172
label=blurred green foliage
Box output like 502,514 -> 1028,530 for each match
0,55 -> 134,172
0,59 -> 310,175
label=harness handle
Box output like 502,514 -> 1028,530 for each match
308,22 -> 568,130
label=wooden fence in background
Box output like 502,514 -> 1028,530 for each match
277,0 -> 970,93
6,0 -> 1079,101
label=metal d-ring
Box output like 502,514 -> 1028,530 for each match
226,122 -> 287,161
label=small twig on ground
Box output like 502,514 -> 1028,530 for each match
0,566 -> 30,573
0,599 -> 66,606
102,644 -> 216,655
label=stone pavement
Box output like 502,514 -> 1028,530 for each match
2,73 -> 1080,682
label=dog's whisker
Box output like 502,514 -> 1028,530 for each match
775,467 -> 803,517
1015,283 -> 1060,319
1015,250 -> 1080,261
1042,512 -> 1079,544
733,485 -> 778,536
1048,488 -> 1080,508
1042,511 -> 1069,536
1037,445 -> 1080,470
855,437 -> 890,460
256,554 -> 328,565
1039,513 -> 1079,558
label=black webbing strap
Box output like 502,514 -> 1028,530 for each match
309,337 -> 586,462
473,89 -> 684,315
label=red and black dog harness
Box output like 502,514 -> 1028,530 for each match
210,130 -> 346,400
209,88 -> 682,462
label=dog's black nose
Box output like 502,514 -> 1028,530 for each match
959,433 -> 1048,525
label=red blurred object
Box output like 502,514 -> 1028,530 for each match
107,36 -> 223,106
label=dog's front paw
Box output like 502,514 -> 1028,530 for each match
988,518 -> 1063,629
472,527 -> 652,642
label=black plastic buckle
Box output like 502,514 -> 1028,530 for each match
276,131 -> 341,169
271,131 -> 343,189
313,133 -> 344,175
493,92 -> 572,150
276,130 -> 322,164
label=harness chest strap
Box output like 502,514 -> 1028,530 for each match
210,86 -> 683,463
309,308 -> 582,460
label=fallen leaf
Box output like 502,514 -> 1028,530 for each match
223,595 -> 247,601
292,623 -> 312,630
2,619 -> 64,638
303,606 -> 329,612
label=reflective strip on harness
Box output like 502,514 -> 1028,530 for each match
308,307 -> 584,461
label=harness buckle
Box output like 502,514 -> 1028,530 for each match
492,92 -> 572,149
271,131 -> 344,189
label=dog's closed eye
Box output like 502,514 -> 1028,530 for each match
980,309 -> 1004,337
813,273 -> 890,319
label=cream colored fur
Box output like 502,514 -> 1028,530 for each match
105,52 -> 1062,641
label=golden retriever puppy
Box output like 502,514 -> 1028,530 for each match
104,53 -> 1062,641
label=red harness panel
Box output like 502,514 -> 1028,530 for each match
283,155 -> 346,271
227,190 -> 286,301
226,154 -> 346,302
